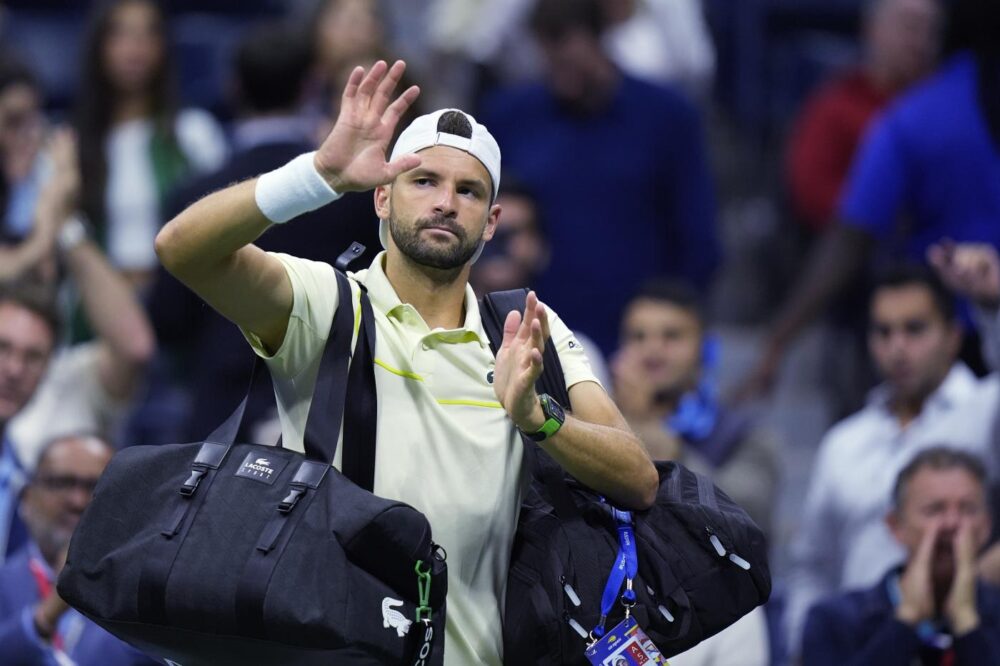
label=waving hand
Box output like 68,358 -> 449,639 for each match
314,60 -> 421,193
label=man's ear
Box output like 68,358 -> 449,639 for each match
374,184 -> 391,220
482,202 -> 501,243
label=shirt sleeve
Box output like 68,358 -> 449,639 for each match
839,111 -> 911,239
545,304 -> 601,391
239,253 -> 341,380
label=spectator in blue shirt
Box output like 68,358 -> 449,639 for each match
741,0 -> 1000,399
479,0 -> 718,354
802,447 -> 1000,666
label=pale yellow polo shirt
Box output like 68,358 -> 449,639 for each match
242,251 -> 599,666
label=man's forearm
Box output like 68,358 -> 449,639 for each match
155,179 -> 272,280
540,417 -> 658,510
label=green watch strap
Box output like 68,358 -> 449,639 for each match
526,393 -> 565,441
536,417 -> 562,439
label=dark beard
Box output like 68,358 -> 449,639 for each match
389,213 -> 481,271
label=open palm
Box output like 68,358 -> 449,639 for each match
314,60 -> 421,193
493,291 -> 550,431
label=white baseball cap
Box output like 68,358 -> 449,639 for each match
380,108 -> 501,258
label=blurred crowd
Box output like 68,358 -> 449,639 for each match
1,0 -> 1000,664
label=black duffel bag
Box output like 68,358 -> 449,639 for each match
480,290 -> 771,665
58,270 -> 448,666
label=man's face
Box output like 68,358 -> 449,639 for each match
889,466 -> 991,584
868,285 -> 959,403
0,302 -> 54,424
377,145 -> 499,271
867,0 -> 941,89
21,436 -> 112,559
620,299 -> 703,397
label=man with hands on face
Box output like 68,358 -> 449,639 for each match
801,447 -> 1000,665
154,60 -> 658,666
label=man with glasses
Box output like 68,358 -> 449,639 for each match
0,433 -> 159,664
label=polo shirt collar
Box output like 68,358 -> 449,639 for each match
362,252 -> 488,347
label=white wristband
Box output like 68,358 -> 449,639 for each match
254,151 -> 342,224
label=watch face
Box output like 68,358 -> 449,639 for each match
544,395 -> 565,423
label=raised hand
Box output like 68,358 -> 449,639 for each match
493,291 -> 551,432
36,127 -> 81,226
945,520 -> 981,636
313,60 -> 421,193
928,241 -> 1000,309
895,519 -> 939,626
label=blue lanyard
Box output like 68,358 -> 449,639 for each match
592,508 -> 637,639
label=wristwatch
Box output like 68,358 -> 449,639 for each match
524,393 -> 566,442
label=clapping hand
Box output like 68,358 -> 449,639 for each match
945,520 -> 981,636
313,60 -> 421,193
928,241 -> 1000,309
493,291 -> 550,432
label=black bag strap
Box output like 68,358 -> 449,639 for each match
300,268 -> 362,464
480,289 -> 582,522
340,284 -> 379,491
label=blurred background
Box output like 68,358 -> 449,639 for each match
2,0 -> 997,664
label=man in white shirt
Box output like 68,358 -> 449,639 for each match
785,244 -> 1000,655
155,60 -> 658,666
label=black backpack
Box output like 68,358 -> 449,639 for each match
58,270 -> 448,666
479,289 -> 771,665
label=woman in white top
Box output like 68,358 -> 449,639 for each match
75,0 -> 226,288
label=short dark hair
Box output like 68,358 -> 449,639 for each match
892,446 -> 988,510
436,110 -> 473,139
625,278 -> 706,327
871,263 -> 957,322
235,23 -> 313,114
0,282 -> 61,342
529,0 -> 606,42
